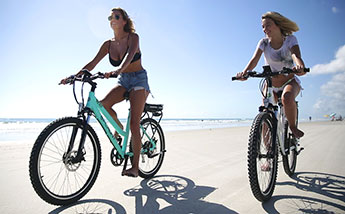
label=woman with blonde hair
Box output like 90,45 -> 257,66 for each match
61,7 -> 149,177
237,12 -> 307,139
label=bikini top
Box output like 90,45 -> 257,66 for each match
108,34 -> 141,67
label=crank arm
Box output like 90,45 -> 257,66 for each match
149,150 -> 167,158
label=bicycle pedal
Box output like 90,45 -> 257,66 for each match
297,147 -> 304,155
116,137 -> 123,144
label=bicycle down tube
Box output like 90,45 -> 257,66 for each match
85,90 -> 158,157
86,91 -> 127,157
264,82 -> 287,156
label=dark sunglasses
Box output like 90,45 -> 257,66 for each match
108,14 -> 120,21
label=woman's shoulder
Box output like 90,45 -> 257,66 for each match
286,34 -> 297,40
285,35 -> 298,48
98,39 -> 112,52
260,37 -> 269,42
128,32 -> 139,40
101,39 -> 112,46
257,37 -> 269,50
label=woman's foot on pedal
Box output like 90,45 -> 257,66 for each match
122,168 -> 138,178
290,127 -> 304,139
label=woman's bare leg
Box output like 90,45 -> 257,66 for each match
100,86 -> 126,136
282,80 -> 304,138
122,89 -> 148,177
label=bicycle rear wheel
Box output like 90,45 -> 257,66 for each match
131,118 -> 165,179
248,112 -> 278,202
282,107 -> 298,177
29,117 -> 101,205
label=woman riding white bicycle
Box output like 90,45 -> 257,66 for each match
237,11 -> 307,139
61,7 -> 149,178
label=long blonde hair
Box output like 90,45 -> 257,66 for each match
262,11 -> 299,36
112,7 -> 135,33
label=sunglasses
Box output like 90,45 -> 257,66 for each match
108,14 -> 120,21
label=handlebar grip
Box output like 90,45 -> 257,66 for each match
232,77 -> 238,81
110,73 -> 118,78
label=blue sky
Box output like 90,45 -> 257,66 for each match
1,0 -> 345,119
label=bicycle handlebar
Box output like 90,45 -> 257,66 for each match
231,67 -> 310,81
59,70 -> 118,85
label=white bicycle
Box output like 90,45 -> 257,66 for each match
232,66 -> 309,202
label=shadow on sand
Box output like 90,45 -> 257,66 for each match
124,174 -> 238,214
263,171 -> 345,213
49,198 -> 126,214
49,175 -> 238,214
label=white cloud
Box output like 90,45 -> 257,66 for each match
332,7 -> 339,14
313,72 -> 345,115
311,44 -> 345,75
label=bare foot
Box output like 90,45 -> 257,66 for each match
122,168 -> 138,178
290,127 -> 304,138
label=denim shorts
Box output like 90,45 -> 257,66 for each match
118,70 -> 150,92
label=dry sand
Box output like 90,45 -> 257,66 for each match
0,120 -> 344,213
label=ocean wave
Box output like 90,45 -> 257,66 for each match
0,118 -> 252,143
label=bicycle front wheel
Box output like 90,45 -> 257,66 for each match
134,118 -> 165,179
248,112 -> 278,202
29,117 -> 101,205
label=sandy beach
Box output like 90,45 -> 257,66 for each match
0,120 -> 344,213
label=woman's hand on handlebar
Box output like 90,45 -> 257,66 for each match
235,71 -> 248,81
59,78 -> 67,85
104,69 -> 121,78
293,65 -> 307,76
59,69 -> 85,85
60,75 -> 74,85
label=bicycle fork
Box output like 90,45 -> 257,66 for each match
67,111 -> 92,164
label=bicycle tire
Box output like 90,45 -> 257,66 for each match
29,117 -> 101,205
130,118 -> 165,179
248,112 -> 278,202
282,108 -> 298,177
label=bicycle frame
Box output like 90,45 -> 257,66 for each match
86,91 -> 129,158
261,70 -> 287,156
84,91 -> 158,159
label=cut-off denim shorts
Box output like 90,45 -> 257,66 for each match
118,70 -> 150,93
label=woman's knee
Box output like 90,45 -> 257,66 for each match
282,92 -> 295,106
100,99 -> 108,107
101,99 -> 113,110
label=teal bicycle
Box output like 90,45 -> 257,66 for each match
29,70 -> 166,205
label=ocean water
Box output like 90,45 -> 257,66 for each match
0,118 -> 252,143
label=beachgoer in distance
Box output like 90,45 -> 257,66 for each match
61,7 -> 149,178
237,11 -> 307,138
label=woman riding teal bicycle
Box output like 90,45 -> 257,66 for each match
61,7 -> 148,177
237,11 -> 307,139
